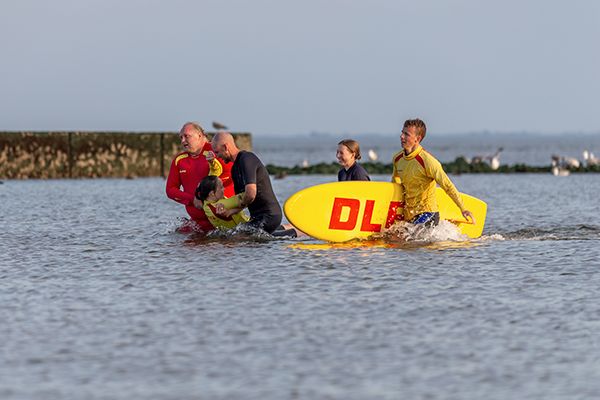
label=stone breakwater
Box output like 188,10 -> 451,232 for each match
0,132 -> 252,179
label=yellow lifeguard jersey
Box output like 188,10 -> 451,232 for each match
203,194 -> 250,229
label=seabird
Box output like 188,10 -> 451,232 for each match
551,155 -> 572,176
368,149 -> 378,161
212,121 -> 228,130
471,147 -> 502,170
583,150 -> 599,166
488,147 -> 503,170
562,156 -> 580,168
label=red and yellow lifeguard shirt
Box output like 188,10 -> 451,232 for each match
203,193 -> 250,230
165,142 -> 234,230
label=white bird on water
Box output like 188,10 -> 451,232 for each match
551,165 -> 570,177
561,156 -> 580,168
471,147 -> 503,170
489,148 -> 502,170
551,155 -> 571,176
368,149 -> 378,161
583,150 -> 599,166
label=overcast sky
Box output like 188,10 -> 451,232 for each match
1,0 -> 599,135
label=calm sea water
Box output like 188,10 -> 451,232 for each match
1,169 -> 600,399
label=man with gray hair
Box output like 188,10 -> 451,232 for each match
166,122 -> 234,232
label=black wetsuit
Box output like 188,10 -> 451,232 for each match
231,151 -> 282,233
338,162 -> 370,181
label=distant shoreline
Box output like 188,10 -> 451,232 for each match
266,159 -> 600,175
254,131 -> 600,139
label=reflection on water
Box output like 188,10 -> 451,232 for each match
289,240 -> 485,251
1,175 -> 600,400
183,215 -> 481,250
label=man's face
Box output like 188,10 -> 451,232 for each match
400,125 -> 421,152
212,138 -> 232,162
179,126 -> 205,154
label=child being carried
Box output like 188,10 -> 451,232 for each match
195,175 -> 250,230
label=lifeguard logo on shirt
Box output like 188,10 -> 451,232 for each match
179,169 -> 187,173
328,197 -> 404,232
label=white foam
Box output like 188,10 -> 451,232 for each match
477,233 -> 505,241
205,223 -> 284,241
380,220 -> 468,243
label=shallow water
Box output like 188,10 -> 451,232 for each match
1,174 -> 600,399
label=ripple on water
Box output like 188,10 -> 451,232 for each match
2,177 -> 600,399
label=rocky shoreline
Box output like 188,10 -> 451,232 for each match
266,158 -> 600,176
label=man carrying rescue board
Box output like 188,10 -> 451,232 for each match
392,118 -> 474,226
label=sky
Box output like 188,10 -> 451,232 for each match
1,0 -> 599,136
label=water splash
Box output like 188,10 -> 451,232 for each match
206,223 -> 275,242
380,220 -> 468,244
169,217 -> 298,245
289,221 -> 485,250
165,217 -> 206,234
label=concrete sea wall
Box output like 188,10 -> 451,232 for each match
0,132 -> 252,179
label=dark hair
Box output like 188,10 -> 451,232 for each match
195,175 -> 219,201
403,118 -> 427,140
338,139 -> 362,160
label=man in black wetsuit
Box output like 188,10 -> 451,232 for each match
211,132 -> 296,236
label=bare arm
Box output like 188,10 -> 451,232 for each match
215,205 -> 245,218
214,191 -> 250,218
240,183 -> 257,207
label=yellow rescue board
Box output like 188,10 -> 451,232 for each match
284,181 -> 487,242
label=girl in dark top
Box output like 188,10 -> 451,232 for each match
336,139 -> 371,181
